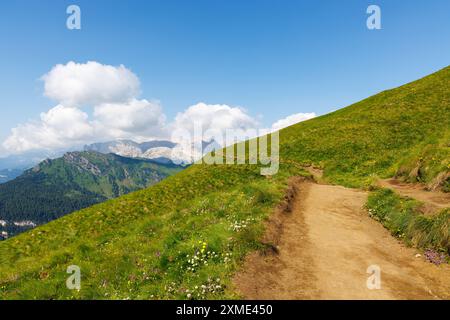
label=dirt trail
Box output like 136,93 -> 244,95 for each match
378,179 -> 450,214
303,165 -> 449,214
234,180 -> 450,300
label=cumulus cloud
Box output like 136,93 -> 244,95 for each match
2,62 -> 158,153
171,103 -> 260,144
42,61 -> 140,107
173,103 -> 259,132
271,112 -> 316,131
2,61 -> 316,155
93,99 -> 167,140
3,105 -> 94,153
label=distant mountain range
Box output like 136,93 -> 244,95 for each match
84,139 -> 221,165
0,150 -> 66,170
0,150 -> 68,183
84,139 -> 178,164
0,139 -> 221,185
0,169 -> 23,184
0,151 -> 183,239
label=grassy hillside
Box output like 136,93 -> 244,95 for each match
0,66 -> 448,299
279,66 -> 450,187
367,188 -> 449,260
0,151 -> 182,239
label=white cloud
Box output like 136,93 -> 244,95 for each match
3,103 -> 316,155
173,103 -> 259,132
93,99 -> 167,140
3,105 -> 94,153
2,100 -> 168,153
271,112 -> 316,131
42,61 -> 140,107
2,62 -> 154,154
172,103 -> 260,144
2,61 -> 317,156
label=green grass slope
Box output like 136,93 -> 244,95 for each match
280,66 -> 450,187
367,189 -> 449,259
0,66 -> 449,299
0,151 -> 182,238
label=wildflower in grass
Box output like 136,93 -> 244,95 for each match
230,217 -> 255,232
186,278 -> 225,300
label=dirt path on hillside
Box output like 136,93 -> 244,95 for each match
234,181 -> 450,300
303,165 -> 449,214
378,179 -> 450,215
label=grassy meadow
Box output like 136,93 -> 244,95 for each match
0,66 -> 449,299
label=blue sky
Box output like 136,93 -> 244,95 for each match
0,0 -> 449,155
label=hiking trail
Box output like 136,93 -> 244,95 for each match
378,179 -> 450,215
234,180 -> 450,300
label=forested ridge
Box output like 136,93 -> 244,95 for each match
0,151 -> 183,238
